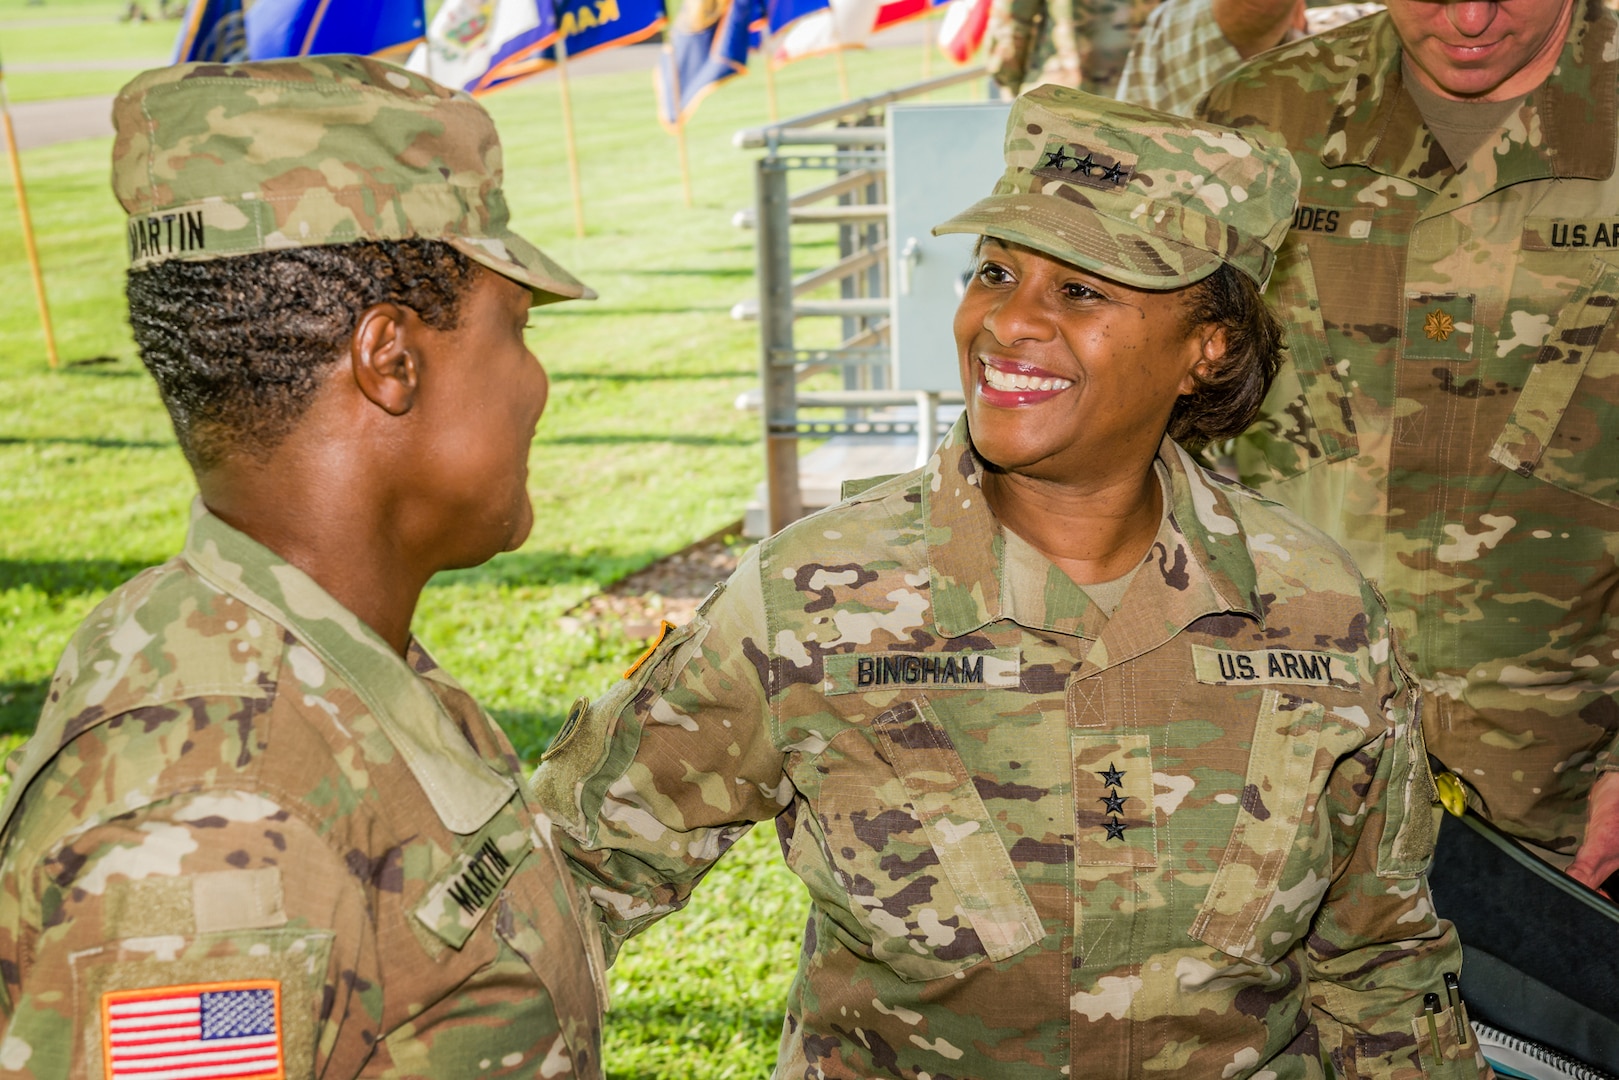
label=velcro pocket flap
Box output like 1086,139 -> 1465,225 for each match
1491,256 -> 1619,508
872,697 -> 1042,963
1191,690 -> 1325,963
1256,244 -> 1358,479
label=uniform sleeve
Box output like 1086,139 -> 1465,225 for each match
0,782 -> 379,1080
1115,0 -> 1244,116
1303,603 -> 1486,1079
532,545 -> 790,960
982,0 -> 1046,92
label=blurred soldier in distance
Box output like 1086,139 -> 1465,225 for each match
984,0 -> 1162,96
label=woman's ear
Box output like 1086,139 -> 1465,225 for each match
350,302 -> 420,416
1179,323 -> 1229,397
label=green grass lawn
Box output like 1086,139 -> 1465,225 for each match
0,22 -> 980,1077
1,0 -> 177,102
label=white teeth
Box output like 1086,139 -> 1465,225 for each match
980,361 -> 1072,393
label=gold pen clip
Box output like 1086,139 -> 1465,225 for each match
1444,972 -> 1469,1047
1423,992 -> 1443,1062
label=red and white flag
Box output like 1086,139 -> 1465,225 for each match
101,981 -> 284,1080
937,0 -> 990,64
771,0 -> 946,64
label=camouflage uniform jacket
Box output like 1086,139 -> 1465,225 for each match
537,419 -> 1478,1080
1201,0 -> 1619,857
0,507 -> 607,1079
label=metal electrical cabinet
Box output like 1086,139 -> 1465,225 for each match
887,100 -> 1012,393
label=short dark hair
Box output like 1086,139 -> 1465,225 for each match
127,239 -> 478,471
1167,263 -> 1285,450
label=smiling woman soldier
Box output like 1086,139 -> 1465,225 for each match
537,87 -> 1482,1079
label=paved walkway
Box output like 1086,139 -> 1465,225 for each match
10,94 -> 122,150
8,21 -> 935,151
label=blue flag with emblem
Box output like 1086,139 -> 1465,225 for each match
655,0 -> 773,128
408,0 -> 554,93
173,0 -> 426,63
767,0 -> 831,33
478,0 -> 668,93
409,0 -> 665,95
171,0 -> 247,61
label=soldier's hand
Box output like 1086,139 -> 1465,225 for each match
1567,770 -> 1619,896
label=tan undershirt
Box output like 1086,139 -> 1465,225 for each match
1001,462 -> 1170,618
1403,60 -> 1526,167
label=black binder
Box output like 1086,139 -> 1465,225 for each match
1427,808 -> 1619,1074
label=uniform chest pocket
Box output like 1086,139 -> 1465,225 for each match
1241,243 -> 1359,484
1190,690 -> 1328,965
1490,255 -> 1619,510
808,697 -> 1043,982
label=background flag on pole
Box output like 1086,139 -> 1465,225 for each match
407,0 -> 553,93
771,0 -> 943,65
480,0 -> 668,91
654,0 -> 767,129
171,0 -> 247,61
765,0 -> 831,36
0,50 -> 60,368
173,0 -> 426,63
936,0 -> 990,63
870,0 -> 946,33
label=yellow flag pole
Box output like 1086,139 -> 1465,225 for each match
920,5 -> 932,79
833,46 -> 850,99
0,55 -> 59,369
554,36 -> 587,237
663,42 -> 693,208
763,38 -> 779,122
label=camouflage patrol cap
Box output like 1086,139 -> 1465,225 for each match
934,85 -> 1299,289
111,55 -> 593,305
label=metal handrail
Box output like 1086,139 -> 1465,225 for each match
739,69 -> 988,534
733,67 -> 986,150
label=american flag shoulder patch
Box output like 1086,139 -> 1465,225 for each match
100,979 -> 285,1080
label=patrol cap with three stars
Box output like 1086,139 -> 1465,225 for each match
111,55 -> 593,305
934,85 -> 1300,290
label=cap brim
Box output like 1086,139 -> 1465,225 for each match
933,193 -> 1223,291
449,231 -> 597,306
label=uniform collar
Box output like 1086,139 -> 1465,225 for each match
183,501 -> 515,834
1322,0 -> 1616,191
923,420 -> 1263,659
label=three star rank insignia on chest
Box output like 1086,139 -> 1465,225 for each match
1097,763 -> 1128,840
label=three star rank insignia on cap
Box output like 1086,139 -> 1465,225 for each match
1036,144 -> 1133,189
1097,763 -> 1128,840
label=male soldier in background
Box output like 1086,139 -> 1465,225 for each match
1201,0 -> 1619,890
0,58 -> 607,1078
